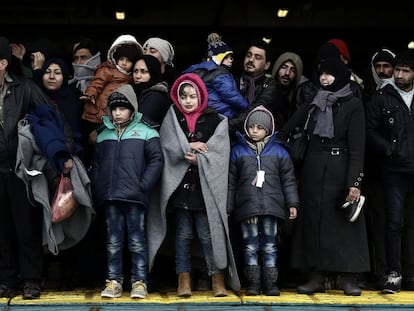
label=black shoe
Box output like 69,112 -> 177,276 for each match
341,273 -> 361,296
0,284 -> 16,298
341,195 -> 365,222
297,272 -> 326,294
23,281 -> 41,299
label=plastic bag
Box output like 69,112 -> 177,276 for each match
51,175 -> 78,223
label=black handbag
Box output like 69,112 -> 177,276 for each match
287,108 -> 313,165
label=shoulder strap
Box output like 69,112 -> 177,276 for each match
303,106 -> 316,130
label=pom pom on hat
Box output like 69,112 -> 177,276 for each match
372,48 -> 395,65
114,44 -> 141,64
143,37 -> 175,66
0,36 -> 11,63
327,38 -> 351,62
206,33 -> 233,65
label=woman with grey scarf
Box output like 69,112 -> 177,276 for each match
288,58 -> 369,296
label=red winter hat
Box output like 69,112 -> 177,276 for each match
328,39 -> 350,62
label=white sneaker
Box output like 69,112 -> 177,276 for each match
101,279 -> 122,298
131,280 -> 148,298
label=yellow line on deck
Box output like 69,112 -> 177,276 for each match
3,289 -> 414,306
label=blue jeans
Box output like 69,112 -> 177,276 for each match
104,201 -> 148,284
382,171 -> 414,275
175,209 -> 218,275
241,215 -> 278,268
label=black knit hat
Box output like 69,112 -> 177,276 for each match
113,44 -> 141,63
108,91 -> 134,111
0,37 -> 11,63
372,48 -> 395,66
205,33 -> 233,65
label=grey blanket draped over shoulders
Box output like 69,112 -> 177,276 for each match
15,117 -> 95,255
147,106 -> 240,291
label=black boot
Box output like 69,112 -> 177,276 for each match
297,271 -> 326,294
341,273 -> 361,296
244,265 -> 261,295
262,267 -> 280,296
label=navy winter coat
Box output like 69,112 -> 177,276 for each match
227,132 -> 300,223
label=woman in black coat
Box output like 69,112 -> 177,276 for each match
132,54 -> 172,131
288,58 -> 369,296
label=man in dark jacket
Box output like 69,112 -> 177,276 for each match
229,38 -> 281,140
0,36 -> 49,299
366,49 -> 414,294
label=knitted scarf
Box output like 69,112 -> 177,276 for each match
246,135 -> 270,157
240,72 -> 265,104
310,83 -> 352,138
69,52 -> 101,93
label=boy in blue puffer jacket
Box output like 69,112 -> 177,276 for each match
227,105 -> 299,296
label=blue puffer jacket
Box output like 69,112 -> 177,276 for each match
227,131 -> 300,223
184,60 -> 249,118
91,110 -> 164,208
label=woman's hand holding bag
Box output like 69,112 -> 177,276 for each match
51,174 -> 78,223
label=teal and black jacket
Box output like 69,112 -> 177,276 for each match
91,112 -> 164,207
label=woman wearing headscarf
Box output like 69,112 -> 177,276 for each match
132,54 -> 172,130
288,58 -> 369,296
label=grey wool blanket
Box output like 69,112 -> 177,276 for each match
15,118 -> 95,255
147,106 -> 240,291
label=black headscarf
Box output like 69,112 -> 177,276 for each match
40,58 -> 83,150
319,58 -> 351,92
132,54 -> 163,95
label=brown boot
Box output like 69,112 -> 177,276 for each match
177,272 -> 192,297
212,273 -> 227,297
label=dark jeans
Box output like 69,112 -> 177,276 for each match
241,215 -> 278,268
382,171 -> 414,275
175,209 -> 218,275
104,201 -> 148,284
0,172 -> 43,288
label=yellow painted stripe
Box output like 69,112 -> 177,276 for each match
3,289 -> 414,306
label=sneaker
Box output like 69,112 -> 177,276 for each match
382,271 -> 402,294
131,280 -> 147,299
22,281 -> 41,300
341,195 -> 365,222
101,279 -> 123,298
